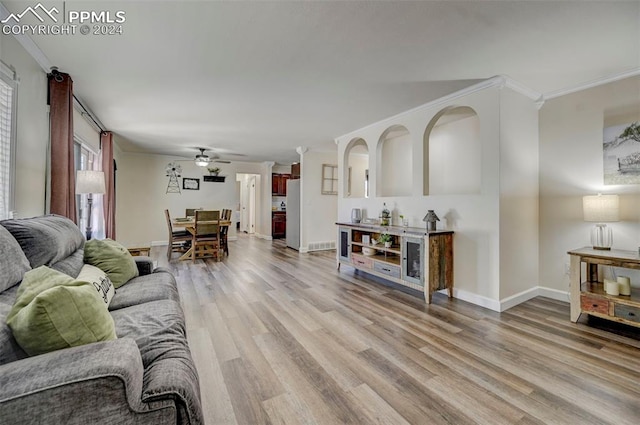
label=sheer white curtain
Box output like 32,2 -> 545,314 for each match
0,65 -> 16,220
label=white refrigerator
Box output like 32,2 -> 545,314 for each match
286,179 -> 300,250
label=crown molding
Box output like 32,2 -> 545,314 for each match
544,68 -> 640,100
337,75 -> 542,141
0,2 -> 52,72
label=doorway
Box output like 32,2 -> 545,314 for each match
237,173 -> 260,234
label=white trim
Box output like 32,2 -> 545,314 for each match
537,286 -> 570,303
0,3 -> 52,73
151,240 -> 166,247
299,246 -> 309,253
499,287 -> 539,312
544,68 -> 640,100
255,233 -> 273,241
451,288 -> 501,312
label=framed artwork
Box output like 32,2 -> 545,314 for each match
182,178 -> 200,190
604,122 -> 640,185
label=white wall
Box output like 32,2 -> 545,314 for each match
379,133 -> 412,197
347,153 -> 368,198
1,33 -> 48,218
338,87 -> 503,306
115,152 -> 267,247
499,89 -> 539,300
539,76 -> 640,293
300,150 -> 338,251
429,114 -> 481,195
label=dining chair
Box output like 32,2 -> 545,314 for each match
165,209 -> 192,261
192,210 -> 221,262
220,209 -> 232,256
185,208 -> 200,217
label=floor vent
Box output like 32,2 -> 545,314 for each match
308,241 -> 336,252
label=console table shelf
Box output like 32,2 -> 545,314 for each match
337,222 -> 454,303
569,247 -> 640,328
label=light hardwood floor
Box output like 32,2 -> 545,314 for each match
154,235 -> 640,425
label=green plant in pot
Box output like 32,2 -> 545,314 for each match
207,167 -> 220,176
379,233 -> 393,248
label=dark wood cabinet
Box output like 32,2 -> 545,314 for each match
272,212 -> 286,238
291,163 -> 300,179
272,173 -> 291,195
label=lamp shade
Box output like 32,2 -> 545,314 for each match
75,170 -> 106,195
583,194 -> 619,222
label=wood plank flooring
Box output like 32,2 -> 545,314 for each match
153,235 -> 640,425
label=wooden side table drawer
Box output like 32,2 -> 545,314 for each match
580,294 -> 609,315
352,254 -> 373,269
614,304 -> 640,323
373,261 -> 401,278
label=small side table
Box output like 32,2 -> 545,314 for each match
128,246 -> 151,257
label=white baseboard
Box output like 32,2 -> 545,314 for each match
451,288 -> 502,312
449,286 -> 569,313
299,246 -> 309,253
151,241 -> 167,247
499,287 -> 539,312
537,286 -> 570,303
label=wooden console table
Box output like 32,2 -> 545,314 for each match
568,247 -> 640,328
337,223 -> 453,303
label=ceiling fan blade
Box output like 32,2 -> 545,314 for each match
213,160 -> 231,164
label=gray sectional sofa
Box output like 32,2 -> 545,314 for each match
0,215 -> 203,424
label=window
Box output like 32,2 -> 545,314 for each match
75,142 -> 104,239
0,63 -> 17,220
321,164 -> 338,195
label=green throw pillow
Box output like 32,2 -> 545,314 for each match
77,264 -> 115,308
84,239 -> 139,288
7,266 -> 117,356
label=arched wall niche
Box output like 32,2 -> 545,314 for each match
343,137 -> 369,198
424,106 -> 481,196
376,124 -> 412,197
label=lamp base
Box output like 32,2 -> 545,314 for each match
590,223 -> 613,251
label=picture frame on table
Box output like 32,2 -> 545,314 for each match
182,178 -> 200,190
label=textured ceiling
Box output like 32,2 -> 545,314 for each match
3,1 -> 639,163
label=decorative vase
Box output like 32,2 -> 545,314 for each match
384,241 -> 392,248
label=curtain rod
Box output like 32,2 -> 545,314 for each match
72,94 -> 106,134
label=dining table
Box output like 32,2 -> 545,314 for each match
172,217 -> 232,261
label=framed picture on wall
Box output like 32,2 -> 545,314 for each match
604,122 -> 640,185
182,178 -> 200,190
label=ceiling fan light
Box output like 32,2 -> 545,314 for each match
195,158 -> 210,167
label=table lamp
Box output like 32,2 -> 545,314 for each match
76,170 -> 106,240
583,194 -> 619,250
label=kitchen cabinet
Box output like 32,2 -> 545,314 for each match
272,212 -> 286,238
272,173 -> 291,195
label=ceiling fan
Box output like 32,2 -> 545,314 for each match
176,148 -> 231,167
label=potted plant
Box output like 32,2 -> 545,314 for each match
379,233 -> 393,248
207,167 -> 220,176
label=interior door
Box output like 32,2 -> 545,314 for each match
248,176 -> 256,234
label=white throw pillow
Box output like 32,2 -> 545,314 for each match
77,264 -> 115,308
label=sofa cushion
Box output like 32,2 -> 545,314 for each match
84,239 -> 139,288
77,264 -> 115,308
111,300 -> 203,425
0,215 -> 84,273
109,270 -> 180,311
7,266 -> 117,356
0,285 -> 28,366
0,225 -> 31,293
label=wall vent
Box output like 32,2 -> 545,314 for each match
307,241 -> 336,252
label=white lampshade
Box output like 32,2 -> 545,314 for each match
75,170 -> 106,194
583,194 -> 619,222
